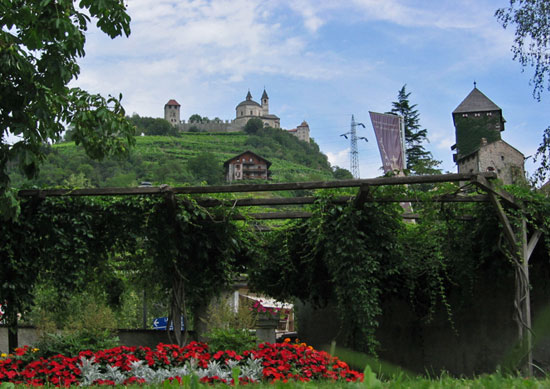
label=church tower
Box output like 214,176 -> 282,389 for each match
261,89 -> 269,115
164,99 -> 181,126
451,85 -> 505,162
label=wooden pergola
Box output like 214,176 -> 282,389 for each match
18,172 -> 541,374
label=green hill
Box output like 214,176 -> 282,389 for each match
10,128 -> 346,189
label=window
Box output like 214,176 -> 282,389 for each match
462,114 -> 468,117
487,112 -> 492,116
250,110 -> 253,115
240,111 -> 243,116
474,113 -> 481,117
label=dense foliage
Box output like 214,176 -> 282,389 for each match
249,184 -> 550,355
0,0 -> 135,219
0,195 -> 250,348
3,179 -> 550,359
244,118 -> 265,134
128,114 -> 178,137
245,127 -> 331,172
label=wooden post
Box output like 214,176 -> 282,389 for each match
520,217 -> 533,375
473,175 -> 535,375
7,308 -> 18,353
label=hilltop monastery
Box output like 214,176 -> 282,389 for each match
164,89 -> 310,143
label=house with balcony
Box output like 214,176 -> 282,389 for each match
224,151 -> 271,182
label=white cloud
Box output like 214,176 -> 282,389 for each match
326,148 -> 350,169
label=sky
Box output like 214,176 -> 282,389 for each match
74,0 -> 550,179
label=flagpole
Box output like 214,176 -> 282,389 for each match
399,115 -> 406,171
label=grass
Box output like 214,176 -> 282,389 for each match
4,375 -> 547,388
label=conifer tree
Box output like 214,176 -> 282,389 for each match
390,85 -> 440,175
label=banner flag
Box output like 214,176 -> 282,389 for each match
369,111 -> 404,173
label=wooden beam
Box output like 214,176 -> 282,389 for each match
472,174 -> 519,209
196,195 -> 489,207
18,172 -> 497,197
195,196 -> 352,207
487,191 -> 519,252
233,211 -> 312,220
526,230 -> 543,261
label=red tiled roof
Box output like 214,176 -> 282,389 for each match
165,99 -> 181,106
287,129 -> 297,132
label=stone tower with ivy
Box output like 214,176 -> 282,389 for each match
451,86 -> 524,185
452,86 -> 505,162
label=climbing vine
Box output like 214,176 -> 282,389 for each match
0,194 -> 249,349
248,184 -> 540,355
3,180 -> 550,358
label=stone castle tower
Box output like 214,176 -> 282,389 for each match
452,86 -> 524,185
164,99 -> 181,126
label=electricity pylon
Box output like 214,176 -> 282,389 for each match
340,115 -> 367,179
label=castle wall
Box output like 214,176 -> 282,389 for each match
178,121 -> 241,133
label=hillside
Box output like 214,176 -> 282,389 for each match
9,129 -> 344,189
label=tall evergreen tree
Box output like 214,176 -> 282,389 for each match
390,85 -> 440,175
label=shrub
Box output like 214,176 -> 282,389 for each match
34,301 -> 119,358
204,327 -> 257,354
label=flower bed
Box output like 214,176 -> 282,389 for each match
0,340 -> 363,386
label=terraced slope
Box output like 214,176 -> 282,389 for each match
10,132 -> 336,188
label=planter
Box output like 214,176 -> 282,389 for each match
255,313 -> 279,343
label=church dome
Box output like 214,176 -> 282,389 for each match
236,90 -> 261,109
236,99 -> 261,108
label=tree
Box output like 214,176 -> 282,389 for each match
496,2 -> 550,184
332,166 -> 353,180
0,0 -> 135,219
390,85 -> 441,175
496,1 -> 550,100
187,152 -> 224,185
129,114 -> 178,136
188,114 -> 203,123
244,118 -> 264,134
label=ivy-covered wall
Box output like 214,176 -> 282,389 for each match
296,241 -> 550,376
454,115 -> 502,159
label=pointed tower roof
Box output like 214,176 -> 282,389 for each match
453,87 -> 501,114
237,90 -> 260,108
165,99 -> 180,106
261,89 -> 268,100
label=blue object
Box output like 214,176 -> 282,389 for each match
152,316 -> 184,331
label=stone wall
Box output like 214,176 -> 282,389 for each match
0,328 -> 196,354
177,121 -> 240,133
458,139 -> 525,185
